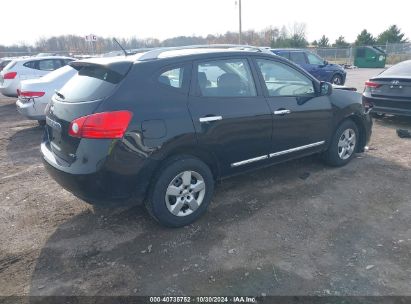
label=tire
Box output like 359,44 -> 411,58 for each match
323,119 -> 359,167
37,120 -> 46,127
331,74 -> 343,85
146,155 -> 214,227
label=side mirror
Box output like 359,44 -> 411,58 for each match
320,81 -> 332,96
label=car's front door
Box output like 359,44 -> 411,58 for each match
305,52 -> 328,81
188,57 -> 272,175
253,57 -> 333,161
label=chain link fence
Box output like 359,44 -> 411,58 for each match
311,43 -> 411,66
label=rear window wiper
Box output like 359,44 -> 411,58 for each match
55,90 -> 65,100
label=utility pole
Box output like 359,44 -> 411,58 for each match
238,0 -> 242,44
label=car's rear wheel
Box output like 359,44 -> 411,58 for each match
323,119 -> 359,167
331,74 -> 343,85
146,156 -> 214,227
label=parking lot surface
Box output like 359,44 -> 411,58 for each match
1,68 -> 411,296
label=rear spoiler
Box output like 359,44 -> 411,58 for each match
69,60 -> 132,76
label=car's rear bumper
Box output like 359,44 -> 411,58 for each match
0,83 -> 18,97
16,99 -> 46,120
372,107 -> 411,116
41,140 -> 158,207
364,94 -> 411,116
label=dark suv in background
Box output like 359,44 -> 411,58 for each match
272,49 -> 347,85
42,45 -> 372,227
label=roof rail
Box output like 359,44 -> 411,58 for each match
137,44 -> 272,61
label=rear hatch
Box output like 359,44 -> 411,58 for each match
44,59 -> 132,165
369,77 -> 411,110
0,61 -> 17,87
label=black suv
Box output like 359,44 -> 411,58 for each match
42,45 -> 372,227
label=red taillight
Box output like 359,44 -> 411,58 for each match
365,81 -> 381,89
68,111 -> 133,139
20,91 -> 45,98
3,72 -> 17,80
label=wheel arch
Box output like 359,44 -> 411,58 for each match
151,145 -> 221,183
334,114 -> 367,152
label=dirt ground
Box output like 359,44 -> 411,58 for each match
1,68 -> 411,297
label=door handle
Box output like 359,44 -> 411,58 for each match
199,116 -> 223,123
274,109 -> 291,115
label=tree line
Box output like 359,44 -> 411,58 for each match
313,25 -> 408,48
0,24 -> 408,55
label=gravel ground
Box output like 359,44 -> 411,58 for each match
0,68 -> 410,297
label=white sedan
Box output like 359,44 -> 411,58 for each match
16,65 -> 77,125
0,56 -> 74,97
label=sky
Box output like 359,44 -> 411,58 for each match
2,0 -> 410,46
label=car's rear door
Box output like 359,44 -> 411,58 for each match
188,57 -> 272,175
252,57 -> 333,161
289,51 -> 310,72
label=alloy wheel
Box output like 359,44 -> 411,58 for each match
332,75 -> 342,85
338,128 -> 356,160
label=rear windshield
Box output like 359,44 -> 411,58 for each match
56,64 -> 124,102
0,60 -> 11,68
381,60 -> 411,77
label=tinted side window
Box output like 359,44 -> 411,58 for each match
158,67 -> 184,88
38,59 -> 57,71
289,52 -> 307,64
277,52 -> 290,60
197,59 -> 256,97
256,59 -> 314,97
62,59 -> 74,66
306,53 -> 324,65
23,61 -> 37,69
53,59 -> 63,70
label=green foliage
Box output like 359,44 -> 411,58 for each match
376,25 -> 408,44
318,35 -> 330,47
333,36 -> 350,47
355,29 -> 376,46
271,23 -> 308,48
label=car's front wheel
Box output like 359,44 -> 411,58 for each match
323,119 -> 359,167
146,156 -> 214,227
331,74 -> 343,85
